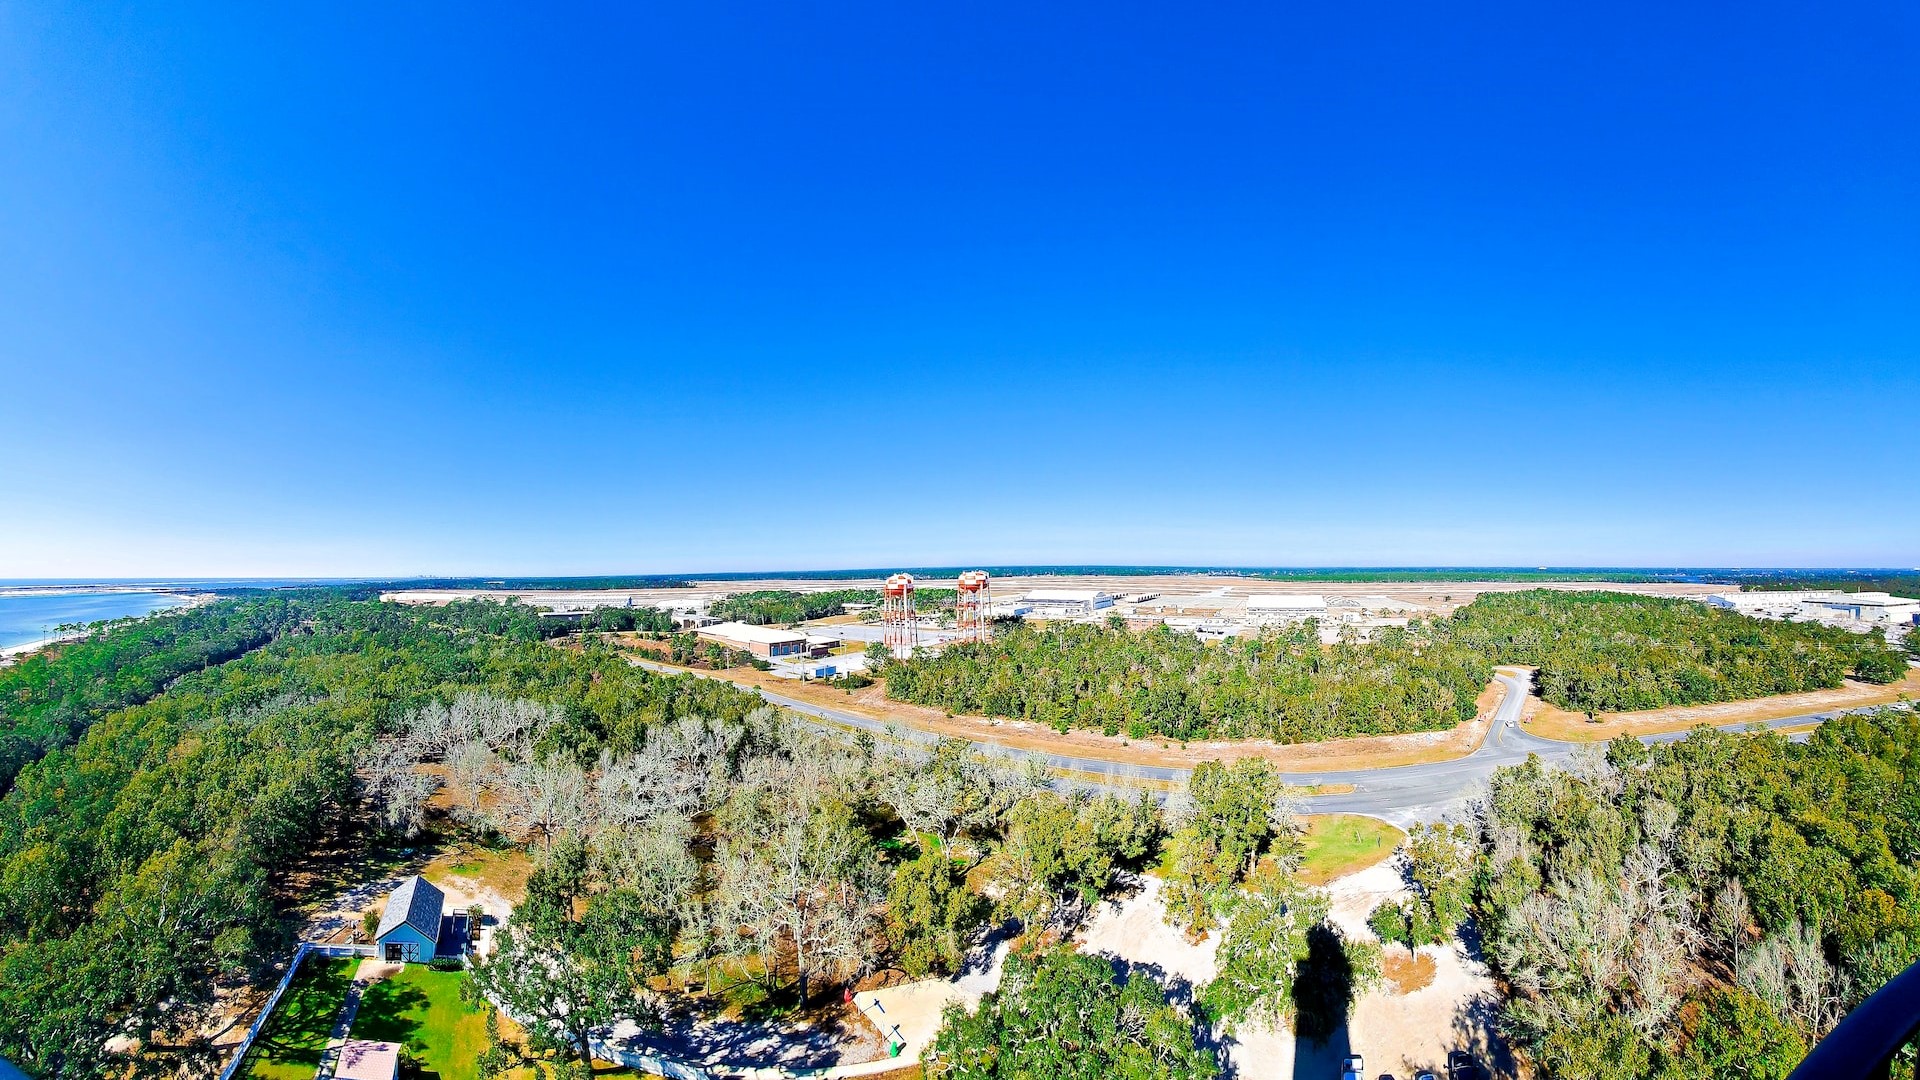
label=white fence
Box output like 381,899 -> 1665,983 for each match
223,942 -> 909,1080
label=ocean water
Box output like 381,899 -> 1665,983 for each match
0,591 -> 192,651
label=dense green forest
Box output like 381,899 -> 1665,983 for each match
0,594 -> 1181,1078
1475,712 -> 1920,1078
3,587 -> 1907,1078
708,589 -> 880,623
925,948 -> 1216,1079
709,588 -> 958,625
0,594 -> 767,1078
0,596 -> 306,794
885,591 -> 1908,741
886,620 -> 1490,741
1446,591 -> 1909,714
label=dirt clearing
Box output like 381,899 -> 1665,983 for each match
1382,950 -> 1437,994
1522,667 -> 1920,742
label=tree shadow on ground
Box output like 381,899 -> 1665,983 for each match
613,995 -> 862,1070
1292,924 -> 1356,1080
243,957 -> 359,1069
1095,956 -> 1200,1010
349,980 -> 434,1056
1447,988 -> 1517,1079
1449,916 -> 1518,1078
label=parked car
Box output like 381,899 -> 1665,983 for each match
1447,1051 -> 1484,1080
1415,1072 -> 1439,1080
1341,1055 -> 1365,1080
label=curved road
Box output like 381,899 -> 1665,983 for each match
633,660 -> 1901,824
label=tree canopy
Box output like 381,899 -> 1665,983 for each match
1476,710 -> 1920,1078
925,947 -> 1217,1080
883,590 -> 1908,741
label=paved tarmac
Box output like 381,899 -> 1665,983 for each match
631,660 -> 1900,824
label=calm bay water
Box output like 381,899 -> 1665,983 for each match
0,591 -> 191,651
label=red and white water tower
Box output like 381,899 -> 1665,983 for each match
882,573 -> 917,654
955,570 -> 992,643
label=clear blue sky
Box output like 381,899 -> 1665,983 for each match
2,3 -> 1914,576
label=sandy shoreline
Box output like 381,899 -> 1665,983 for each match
0,591 -> 215,662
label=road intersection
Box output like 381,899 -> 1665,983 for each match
632,659 -> 1896,824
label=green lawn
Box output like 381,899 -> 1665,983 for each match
242,956 -> 359,1080
351,966 -> 490,1080
1296,814 -> 1405,885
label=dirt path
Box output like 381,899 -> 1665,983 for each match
1521,666 -> 1920,742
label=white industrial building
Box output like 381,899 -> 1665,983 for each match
1705,590 -> 1920,633
1809,592 -> 1920,627
1705,590 -> 1839,616
1244,594 -> 1328,625
1020,589 -> 1116,617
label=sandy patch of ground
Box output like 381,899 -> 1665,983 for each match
1080,875 -> 1220,989
1075,863 -> 1511,1080
356,960 -> 401,984
1323,861 -> 1409,938
601,933 -> 1010,1073
656,662 -> 1507,775
1521,667 -> 1920,742
421,844 -> 530,921
1277,938 -> 1505,1080
854,935 -> 1010,1066
297,838 -> 525,952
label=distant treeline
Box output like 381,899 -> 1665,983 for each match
710,588 -> 958,625
884,590 -> 1909,741
375,575 -> 694,591
1728,571 -> 1920,596
1249,569 -> 1675,583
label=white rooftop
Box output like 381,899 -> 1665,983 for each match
1247,594 -> 1327,609
1824,592 -> 1918,606
699,621 -> 808,644
1023,589 -> 1112,603
335,1041 -> 401,1080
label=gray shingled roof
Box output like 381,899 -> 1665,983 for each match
375,875 -> 445,942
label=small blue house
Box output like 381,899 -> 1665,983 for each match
374,875 -> 445,963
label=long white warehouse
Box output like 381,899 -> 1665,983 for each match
1020,589 -> 1116,617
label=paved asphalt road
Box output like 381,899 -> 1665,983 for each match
631,659 -> 1898,824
